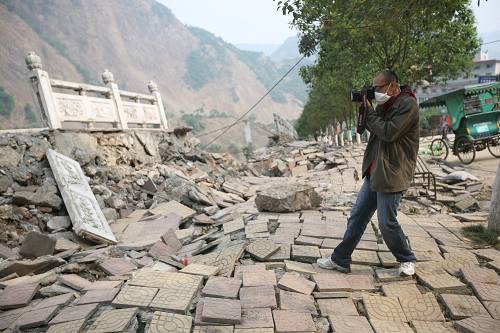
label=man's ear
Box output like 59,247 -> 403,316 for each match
388,81 -> 399,96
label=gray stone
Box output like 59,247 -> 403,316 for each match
13,190 -> 63,210
102,208 -> 119,221
19,231 -> 56,258
255,183 -> 321,213
0,174 -> 13,193
47,216 -> 72,232
0,146 -> 21,167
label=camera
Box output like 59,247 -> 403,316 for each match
351,86 -> 375,102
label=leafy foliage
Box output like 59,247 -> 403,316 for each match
180,108 -> 205,132
24,103 -> 38,125
275,0 -> 480,137
462,224 -> 500,249
0,87 -> 14,117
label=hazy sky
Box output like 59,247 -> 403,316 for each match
159,0 -> 499,50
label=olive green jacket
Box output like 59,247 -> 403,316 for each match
362,94 -> 420,192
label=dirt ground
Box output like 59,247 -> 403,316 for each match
445,149 -> 499,186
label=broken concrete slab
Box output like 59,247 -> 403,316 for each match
255,183 -> 321,213
0,283 -> 39,310
19,231 -> 56,258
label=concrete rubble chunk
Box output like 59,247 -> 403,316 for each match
255,183 -> 321,212
47,216 -> 72,231
19,231 -> 56,258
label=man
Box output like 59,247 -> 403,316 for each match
317,70 -> 419,276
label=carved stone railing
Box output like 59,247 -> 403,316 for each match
25,52 -> 168,130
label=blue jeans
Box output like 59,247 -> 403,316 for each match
331,177 -> 416,268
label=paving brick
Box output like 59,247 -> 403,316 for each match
328,315 -> 374,333
440,294 -> 490,319
284,260 -> 315,274
112,285 -> 159,308
461,266 -> 500,284
193,326 -> 234,333
291,245 -> 321,263
398,293 -> 445,322
262,244 -> 290,262
377,252 -> 398,267
411,320 -> 456,333
234,329 -> 271,333
376,268 -> 413,282
484,302 -> 500,320
14,305 -> 59,329
202,277 -> 241,299
129,269 -> 203,290
0,283 -> 39,310
370,320 -> 413,333
470,281 -> 500,302
277,272 -> 315,295
147,311 -> 193,333
223,220 -> 245,235
85,280 -> 124,290
46,319 -> 86,333
49,303 -> 99,325
233,263 -> 266,280
345,274 -> 377,291
86,307 -> 138,333
321,238 -> 342,249
317,298 -> 358,316
363,295 -> 407,322
32,293 -> 74,310
351,250 -> 380,265
382,282 -> 421,298
246,240 -> 280,260
149,287 -> 198,314
242,270 -> 276,287
454,316 -> 500,333
180,263 -> 220,278
278,290 -> 317,315
201,297 -> 242,324
239,285 -> 276,309
312,273 -> 350,292
235,308 -> 274,329
294,235 -> 322,247
272,310 -> 315,333
442,251 -> 478,276
58,274 -> 92,291
76,288 -> 120,305
98,258 -> 136,276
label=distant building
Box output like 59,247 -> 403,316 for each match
415,51 -> 500,105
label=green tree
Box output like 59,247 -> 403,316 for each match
275,0 -> 479,137
0,86 -> 14,117
24,103 -> 38,126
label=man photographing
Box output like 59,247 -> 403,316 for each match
317,70 -> 419,276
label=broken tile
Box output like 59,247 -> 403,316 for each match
363,295 -> 407,322
470,281 -> 500,302
49,303 -> 99,325
291,245 -> 321,263
370,320 -> 413,333
150,201 -> 195,221
223,220 -> 245,235
284,260 -> 315,275
0,283 -> 39,310
112,285 -> 159,308
382,283 -> 421,298
328,315 -> 374,333
15,305 -> 60,329
58,274 -> 92,291
278,290 -> 317,315
86,307 -> 138,333
294,235 -> 322,247
317,298 -> 359,316
411,320 -> 456,333
278,272 -> 315,295
32,293 -> 75,310
147,311 -> 193,333
98,258 -> 136,276
440,294 -> 490,319
85,280 -> 124,291
239,285 -> 277,309
149,287 -> 198,314
180,264 -> 220,278
161,228 -> 182,251
398,293 -> 444,322
201,297 -> 242,324
484,302 -> 500,320
262,244 -> 290,262
202,277 -> 241,299
312,273 -> 350,292
246,240 -> 280,260
46,319 -> 86,333
461,266 -> 500,285
242,270 -> 276,287
454,316 -> 500,333
272,310 -> 315,333
376,268 -> 413,282
76,288 -> 120,305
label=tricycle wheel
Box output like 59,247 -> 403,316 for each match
430,138 -> 449,160
487,140 -> 500,158
456,136 -> 476,164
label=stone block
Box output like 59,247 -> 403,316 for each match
328,315 -> 374,333
193,326 -> 233,333
411,320 -> 456,333
277,272 -> 315,295
201,297 -> 242,324
262,245 -> 291,262
98,258 -> 136,276
255,183 -> 321,213
272,310 -> 316,333
235,308 -> 274,329
382,282 -> 421,298
46,319 -> 86,333
32,293 -> 74,310
454,316 -> 500,333
312,273 -> 350,292
279,289 -> 316,315
284,260 -> 315,275
245,240 -> 280,260
239,285 -> 277,309
440,294 -> 490,319
202,277 -> 241,299
58,274 -> 92,291
242,270 -> 276,287
291,245 -> 320,263
370,320 -> 413,333
223,220 -> 245,235
470,281 -> 500,302
149,287 -> 198,314
150,201 -> 196,221
317,298 -> 358,316
76,288 -> 120,305
19,231 -> 56,258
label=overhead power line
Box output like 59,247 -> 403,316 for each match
481,39 -> 500,46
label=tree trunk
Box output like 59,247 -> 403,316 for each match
488,163 -> 500,232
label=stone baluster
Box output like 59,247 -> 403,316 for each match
148,81 -> 168,130
102,69 -> 128,130
25,52 -> 60,129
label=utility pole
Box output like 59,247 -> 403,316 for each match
488,163 -> 500,232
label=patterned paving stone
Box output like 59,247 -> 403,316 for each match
321,238 -> 342,249
180,264 -> 220,278
294,235 -> 323,247
356,240 -> 379,251
484,302 -> 500,319
351,250 -> 380,265
46,319 -> 86,333
370,320 -> 413,333
14,305 -> 59,329
278,290 -> 317,315
344,274 -> 377,291
0,283 -> 39,309
235,308 -> 274,329
454,316 -> 500,333
398,293 -> 445,322
86,308 -> 138,333
277,272 -> 315,295
234,329 -> 272,333
239,285 -> 277,309
112,285 -> 159,308
470,281 -> 500,302
245,222 -> 268,235
442,251 -> 478,276
147,311 -> 193,333
312,273 -> 350,291
291,245 -> 321,263
328,315 -> 374,333
242,270 -> 276,287
317,298 -> 358,316
223,220 -> 245,235
262,244 -> 291,262
201,297 -> 242,324
99,257 -> 136,276
440,294 -> 490,319
193,326 -> 234,333
363,295 -> 407,322
284,260 -> 315,274
150,287 -> 198,314
416,262 -> 466,292
129,269 -> 204,290
49,303 -> 99,325
461,266 -> 500,284
376,268 -> 413,282
411,320 -> 456,333
202,277 -> 241,299
273,310 -> 316,332
377,252 -> 398,267
76,288 -> 120,305
86,280 -> 124,290
246,240 -> 280,260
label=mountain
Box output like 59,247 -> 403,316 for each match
235,43 -> 280,56
271,35 -> 301,62
0,0 -> 306,131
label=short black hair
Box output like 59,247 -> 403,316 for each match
380,70 -> 398,83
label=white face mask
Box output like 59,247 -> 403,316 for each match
375,83 -> 392,104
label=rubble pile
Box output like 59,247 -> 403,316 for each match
0,130 -> 498,333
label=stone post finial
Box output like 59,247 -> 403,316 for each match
25,52 -> 42,70
147,80 -> 158,93
102,69 -> 114,84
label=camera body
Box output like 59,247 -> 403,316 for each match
351,85 -> 375,102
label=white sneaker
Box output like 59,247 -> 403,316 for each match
399,262 -> 415,276
316,258 -> 350,273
